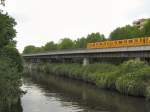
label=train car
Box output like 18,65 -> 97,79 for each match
87,37 -> 150,49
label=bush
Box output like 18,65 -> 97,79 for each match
119,59 -> 147,75
115,60 -> 150,96
0,57 -> 22,110
115,74 -> 145,96
95,71 -> 119,89
27,59 -> 150,99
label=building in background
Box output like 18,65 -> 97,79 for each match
133,18 -> 150,29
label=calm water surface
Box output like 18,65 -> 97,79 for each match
21,73 -> 150,112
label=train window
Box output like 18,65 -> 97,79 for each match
148,37 -> 150,43
143,38 -> 148,43
134,39 -> 139,43
107,41 -> 110,46
91,43 -> 94,47
88,43 -> 92,48
145,38 -> 148,43
124,40 -> 127,43
108,41 -> 111,46
99,42 -> 103,45
112,41 -> 115,46
140,38 -> 143,42
118,41 -> 122,44
128,40 -> 133,43
95,43 -> 98,48
103,42 -> 106,45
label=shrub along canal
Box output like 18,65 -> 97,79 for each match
21,72 -> 150,112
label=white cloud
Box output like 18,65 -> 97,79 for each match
3,0 -> 150,52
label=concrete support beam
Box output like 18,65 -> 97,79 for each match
83,57 -> 89,66
48,59 -> 52,63
62,59 -> 65,63
135,57 -> 141,61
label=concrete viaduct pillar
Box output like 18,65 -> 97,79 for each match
83,57 -> 89,66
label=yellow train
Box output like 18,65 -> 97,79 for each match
87,37 -> 150,49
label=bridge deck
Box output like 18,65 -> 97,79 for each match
23,45 -> 150,57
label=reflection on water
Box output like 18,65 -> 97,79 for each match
21,73 -> 150,112
0,97 -> 22,112
21,82 -> 83,112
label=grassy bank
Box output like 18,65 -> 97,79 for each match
27,60 -> 150,99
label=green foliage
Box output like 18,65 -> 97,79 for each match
119,59 -> 147,74
23,45 -> 42,54
115,60 -> 150,96
74,33 -> 105,48
0,12 -> 16,48
0,11 -> 23,72
95,72 -> 113,88
29,59 -> 150,99
43,41 -> 57,51
74,37 -> 87,48
58,38 -> 75,49
1,46 -> 23,72
86,32 -> 105,43
0,57 -> 22,111
0,58 -> 22,96
33,63 -> 118,90
146,86 -> 150,100
23,32 -> 106,53
109,25 -> 142,40
109,19 -> 150,40
115,75 -> 145,96
141,19 -> 150,37
0,10 -> 23,110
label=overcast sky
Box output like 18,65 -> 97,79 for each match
1,0 -> 150,52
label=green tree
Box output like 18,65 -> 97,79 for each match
23,45 -> 42,54
86,32 -> 105,43
74,37 -> 87,48
2,46 -> 23,72
0,11 -> 23,72
0,9 -> 23,111
0,12 -> 16,48
0,57 -> 22,111
58,38 -> 74,49
43,41 -> 57,51
141,19 -> 150,37
109,25 -> 142,40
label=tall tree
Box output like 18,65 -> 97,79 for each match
74,37 -> 87,48
23,45 -> 42,54
43,41 -> 57,51
109,25 -> 142,40
86,32 -> 105,43
0,11 -> 23,72
141,19 -> 150,37
58,38 -> 74,49
0,12 -> 16,48
2,46 -> 23,72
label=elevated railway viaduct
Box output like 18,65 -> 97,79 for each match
23,46 -> 150,65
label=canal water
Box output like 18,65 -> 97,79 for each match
21,73 -> 150,112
